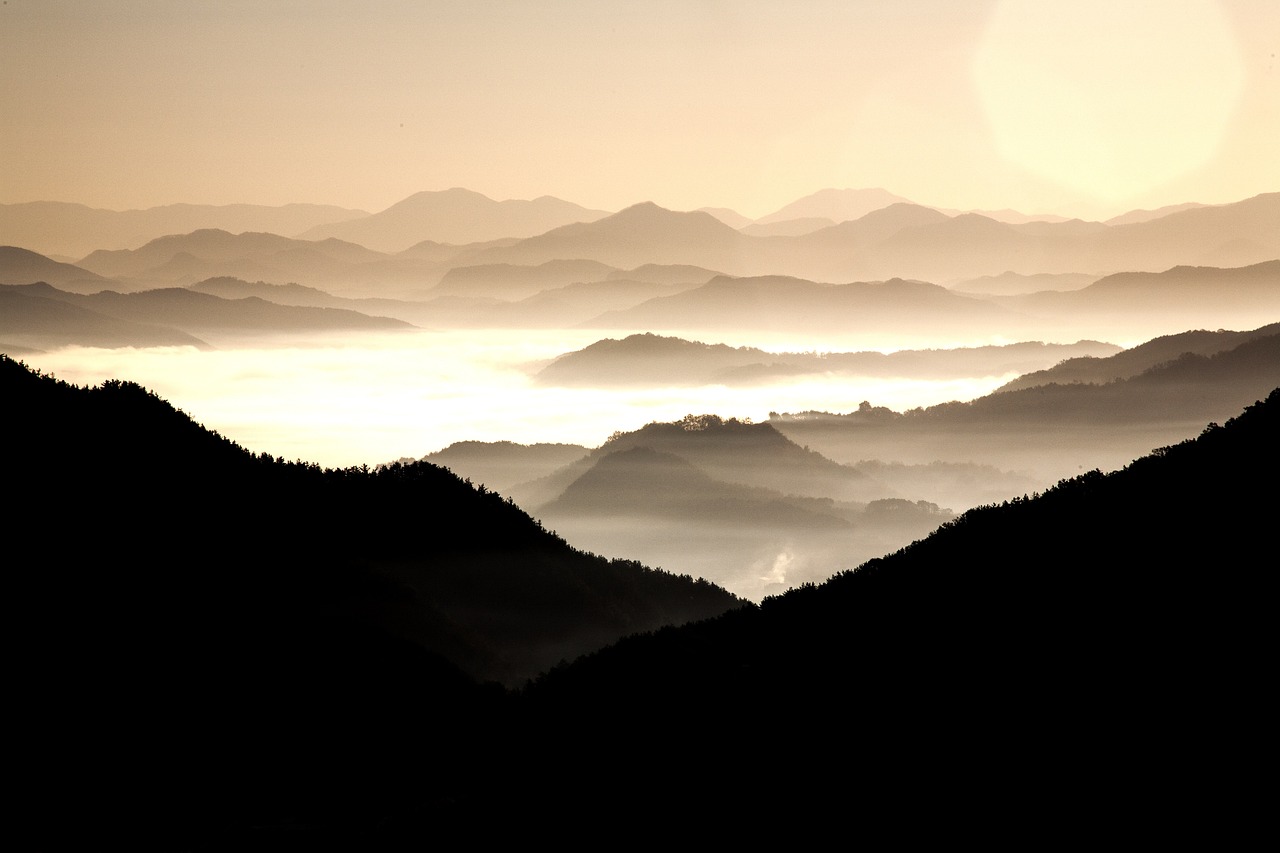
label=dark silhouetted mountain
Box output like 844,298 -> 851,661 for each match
755,187 -> 916,224
5,354 -> 744,847
493,389 -> 1278,837
297,187 -> 611,252
996,321 -> 1280,392
0,245 -> 112,292
4,282 -> 416,340
535,331 -> 1120,386
0,200 -> 367,259
1,284 -> 210,350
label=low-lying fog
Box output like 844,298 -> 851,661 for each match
19,328 -> 1018,469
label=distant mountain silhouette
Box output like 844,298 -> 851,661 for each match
697,206 -> 753,229
513,413 -> 886,511
1,285 -> 210,350
465,201 -> 756,272
535,331 -> 1120,386
297,188 -> 611,252
430,258 -> 619,300
1104,201 -> 1207,225
0,200 -> 367,259
771,327 -> 1280,486
991,260 -> 1280,341
423,439 -> 591,496
754,187 -> 916,224
584,273 -> 1034,338
529,438 -> 952,602
739,216 -> 837,236
0,245 -> 112,292
948,270 -> 1100,295
3,282 -> 415,341
996,321 -> 1280,392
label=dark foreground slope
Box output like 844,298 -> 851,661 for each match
3,355 -> 741,849
484,388 -> 1278,841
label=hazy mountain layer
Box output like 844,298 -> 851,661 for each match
297,187 -> 611,252
0,200 -> 368,259
535,332 -> 1120,386
0,245 -> 112,292
4,282 -> 415,342
496,389 -> 1278,836
770,329 -> 1280,485
0,287 -> 210,350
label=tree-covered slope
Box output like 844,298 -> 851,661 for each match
3,353 -> 743,848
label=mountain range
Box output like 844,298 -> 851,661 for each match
6,347 -> 1273,847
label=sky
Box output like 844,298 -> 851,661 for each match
3,0 -> 1277,221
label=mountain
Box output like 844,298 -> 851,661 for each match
430,258 -> 619,300
739,216 -> 837,236
769,328 -> 1280,486
697,206 -> 753,229
5,354 -> 744,847
754,187 -> 917,224
495,389 -> 1278,839
464,201 -> 756,272
297,188 -> 611,252
996,321 -> 1280,392
3,282 -> 416,340
423,439 -> 591,496
70,228 -> 462,298
948,270 -> 1101,295
534,332 -> 1120,386
529,439 -> 950,602
584,273 -> 1035,340
0,245 -> 113,292
1105,201 -> 1208,226
993,260 -> 1280,341
0,200 -> 367,259
0,286 -> 210,351
515,413 -> 886,510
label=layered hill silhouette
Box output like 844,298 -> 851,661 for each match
0,245 -> 113,292
0,286 -> 210,351
491,388 -> 1278,837
0,200 -> 367,259
296,187 -> 611,252
7,356 -> 1273,847
0,281 -> 414,345
770,323 -> 1280,485
583,273 -> 1037,339
535,331 -> 1120,386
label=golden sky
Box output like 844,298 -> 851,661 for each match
3,0 -> 1277,220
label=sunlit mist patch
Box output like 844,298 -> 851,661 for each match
18,331 -> 1015,470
